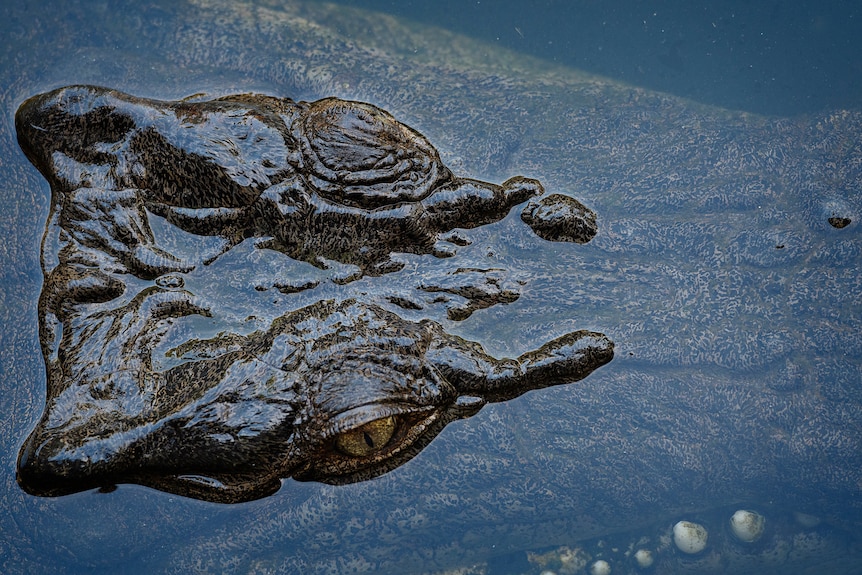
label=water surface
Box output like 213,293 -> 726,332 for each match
0,1 -> 860,574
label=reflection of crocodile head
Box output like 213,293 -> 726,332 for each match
14,86 -> 610,503
16,86 -> 596,279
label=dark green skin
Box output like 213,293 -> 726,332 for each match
18,292 -> 610,503
1,1 -> 861,574
15,86 -> 611,503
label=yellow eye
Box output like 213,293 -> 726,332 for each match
335,416 -> 397,457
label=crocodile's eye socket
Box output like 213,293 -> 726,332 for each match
335,416 -> 397,457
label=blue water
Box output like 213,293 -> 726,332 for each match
0,1 -> 860,574
331,0 -> 862,116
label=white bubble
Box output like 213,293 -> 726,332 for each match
730,509 -> 766,543
634,548 -> 654,568
673,520 -> 708,554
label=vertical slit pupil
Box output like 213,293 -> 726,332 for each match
363,432 -> 374,448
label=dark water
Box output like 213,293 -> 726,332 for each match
0,1 -> 860,574
331,0 -> 862,116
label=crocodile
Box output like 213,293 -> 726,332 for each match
0,0 -> 859,573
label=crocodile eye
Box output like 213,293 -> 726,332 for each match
335,416 -> 396,457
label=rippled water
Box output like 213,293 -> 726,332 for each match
0,1 -> 860,574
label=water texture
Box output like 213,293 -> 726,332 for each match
0,1 -> 860,574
